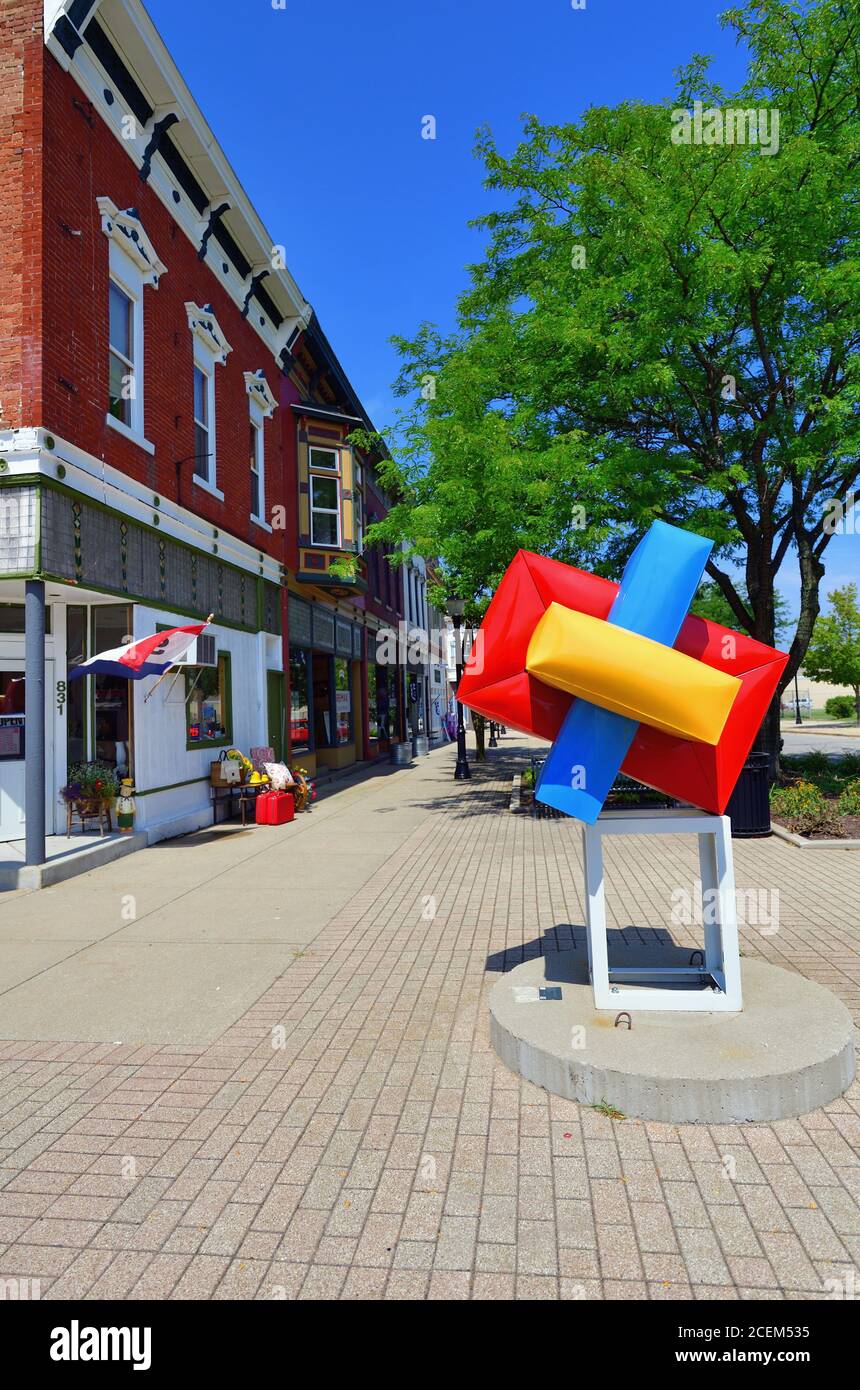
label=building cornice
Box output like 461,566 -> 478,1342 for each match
0,426 -> 283,586
44,0 -> 313,369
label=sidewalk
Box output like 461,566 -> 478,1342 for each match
0,736 -> 858,1301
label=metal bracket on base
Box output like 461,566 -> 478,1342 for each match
583,809 -> 742,1012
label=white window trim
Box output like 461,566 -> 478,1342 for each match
244,371 -> 277,528
186,303 -> 231,496
99,198 -> 164,453
249,417 -> 268,529
310,472 -> 342,548
192,359 -> 222,498
105,267 -> 150,447
308,445 -> 339,471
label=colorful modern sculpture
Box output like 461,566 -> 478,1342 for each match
458,522 -> 788,821
458,522 -> 789,1012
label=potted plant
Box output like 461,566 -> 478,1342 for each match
61,761 -> 120,815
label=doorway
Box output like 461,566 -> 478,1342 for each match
266,670 -> 285,762
0,657 -> 55,840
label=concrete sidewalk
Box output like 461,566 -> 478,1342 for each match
0,736 -> 859,1301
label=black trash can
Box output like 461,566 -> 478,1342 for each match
727,751 -> 772,837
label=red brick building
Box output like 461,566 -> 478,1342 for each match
0,0 -> 402,853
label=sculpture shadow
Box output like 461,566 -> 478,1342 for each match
486,924 -> 695,977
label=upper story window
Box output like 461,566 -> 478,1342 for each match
108,282 -> 135,427
98,198 -> 165,456
193,365 -> 212,485
354,461 -> 364,553
309,445 -> 341,547
186,304 -> 232,501
245,372 -> 277,528
249,421 -> 262,518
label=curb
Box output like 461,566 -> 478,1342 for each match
771,822 -> 860,851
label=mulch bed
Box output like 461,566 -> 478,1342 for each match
773,813 -> 860,841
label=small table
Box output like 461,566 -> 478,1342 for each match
211,783 -> 265,827
66,799 -> 114,837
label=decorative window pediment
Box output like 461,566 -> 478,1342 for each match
97,197 -> 166,286
244,371 -> 278,419
185,302 -> 232,365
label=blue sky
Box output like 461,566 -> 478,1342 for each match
146,0 -> 857,613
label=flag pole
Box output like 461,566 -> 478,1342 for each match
143,615 -> 214,704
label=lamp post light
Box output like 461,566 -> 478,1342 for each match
447,598 -> 471,781
488,721 -> 499,748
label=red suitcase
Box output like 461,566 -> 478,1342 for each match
256,789 -> 294,825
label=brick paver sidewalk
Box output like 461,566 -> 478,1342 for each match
1,739 -> 859,1300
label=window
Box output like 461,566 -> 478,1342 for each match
186,304 -> 232,498
311,475 -> 340,546
108,281 -> 134,426
92,605 -> 133,777
354,461 -> 364,553
243,373 -> 276,524
186,653 -> 232,747
309,446 -> 338,470
334,658 -> 352,744
98,199 -> 163,451
0,603 -> 51,634
367,662 -> 379,740
289,648 -> 310,752
193,365 -> 212,483
250,420 -> 262,520
66,606 -> 87,766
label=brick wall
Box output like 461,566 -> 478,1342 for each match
40,46 -> 293,566
0,0 -> 44,431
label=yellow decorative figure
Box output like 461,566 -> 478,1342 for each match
526,603 -> 741,746
116,778 -> 136,834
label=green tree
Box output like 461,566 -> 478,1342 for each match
691,582 -> 793,642
802,583 -> 860,721
363,0 -> 860,767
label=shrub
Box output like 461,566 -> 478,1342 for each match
825,695 -> 857,720
770,781 -> 841,837
837,779 -> 860,818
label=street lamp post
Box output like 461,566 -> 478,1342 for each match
447,599 -> 471,781
488,720 -> 498,748
794,672 -> 803,726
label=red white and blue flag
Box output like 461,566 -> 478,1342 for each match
68,622 -> 210,681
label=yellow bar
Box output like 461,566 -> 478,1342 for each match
526,604 -> 741,745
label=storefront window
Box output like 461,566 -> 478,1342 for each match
93,605 -> 132,776
289,648 -> 311,753
367,663 -> 379,740
0,604 -> 51,634
186,653 -> 231,747
375,665 -> 392,744
0,672 -> 25,760
312,652 -> 332,746
66,606 -> 87,766
334,658 -> 351,745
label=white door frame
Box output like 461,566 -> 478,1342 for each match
0,652 -> 55,840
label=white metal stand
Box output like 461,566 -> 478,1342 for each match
582,809 -> 742,1012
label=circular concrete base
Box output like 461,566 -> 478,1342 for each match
490,953 -> 856,1123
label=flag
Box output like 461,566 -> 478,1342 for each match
68,622 -> 210,681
